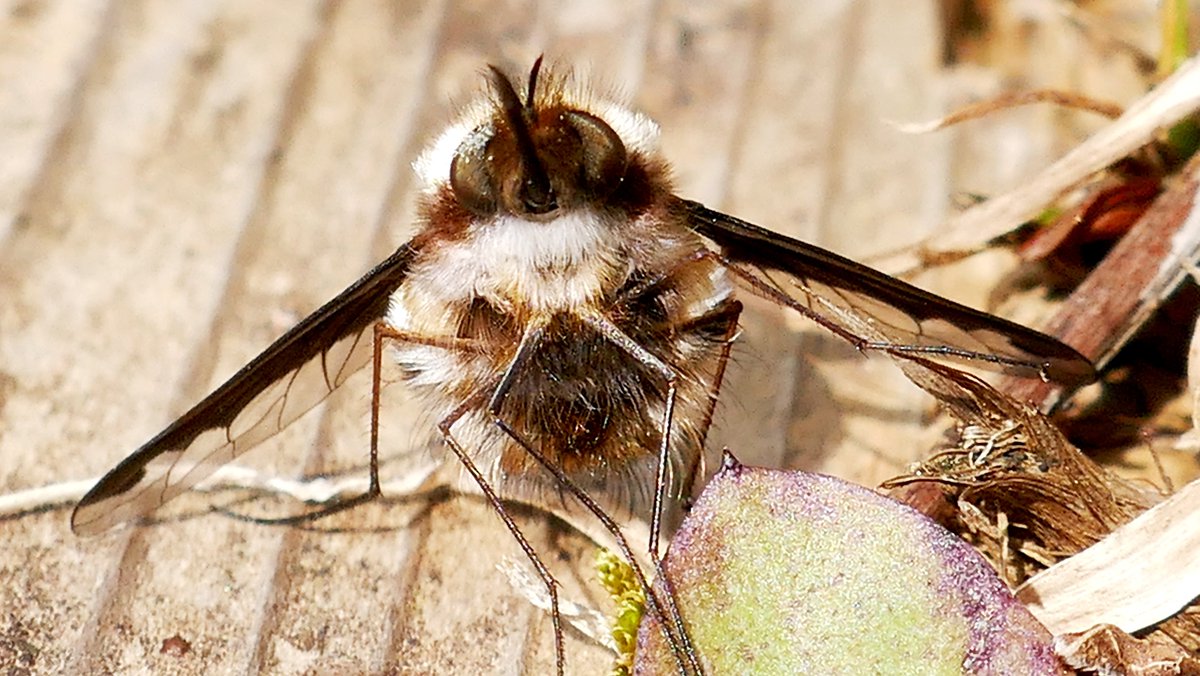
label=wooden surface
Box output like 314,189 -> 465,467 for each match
0,1 -> 1158,674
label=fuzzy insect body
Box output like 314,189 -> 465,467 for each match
73,57 -> 1094,675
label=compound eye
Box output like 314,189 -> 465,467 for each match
449,127 -> 498,215
563,110 -> 627,198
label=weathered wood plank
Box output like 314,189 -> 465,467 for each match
0,1 -> 1005,673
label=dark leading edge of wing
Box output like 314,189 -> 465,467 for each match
680,199 -> 1096,388
71,244 -> 418,535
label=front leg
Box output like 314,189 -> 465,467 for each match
484,317 -> 701,676
575,311 -> 679,562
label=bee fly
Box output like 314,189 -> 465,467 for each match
73,57 -> 1095,673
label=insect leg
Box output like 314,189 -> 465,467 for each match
614,249 -> 742,516
482,321 -> 700,676
576,312 -> 679,561
434,389 -> 568,676
675,299 -> 743,502
221,324 -> 482,526
370,325 -> 483,501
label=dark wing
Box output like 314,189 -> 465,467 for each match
680,199 -> 1095,387
71,244 -> 417,535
